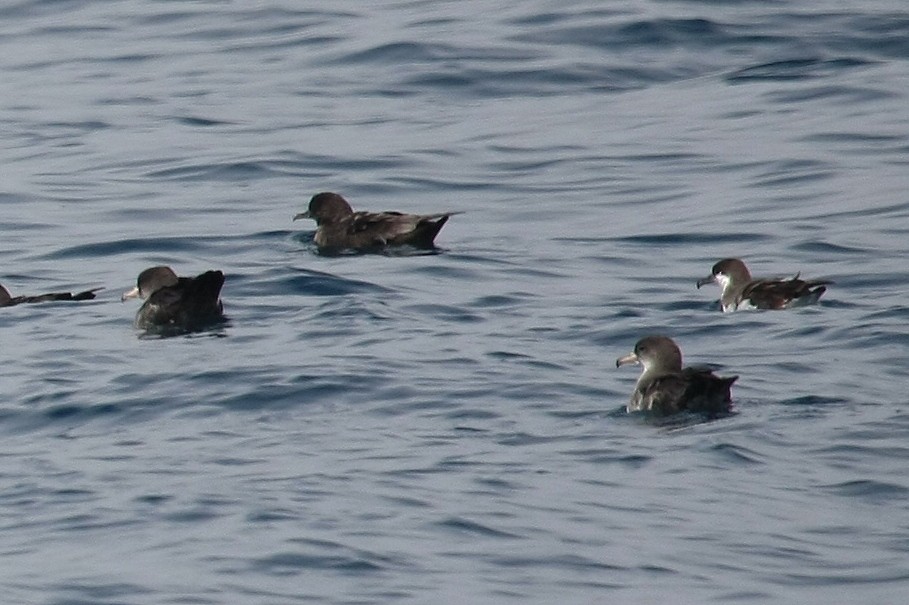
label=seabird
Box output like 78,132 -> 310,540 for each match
697,258 -> 831,312
0,282 -> 101,307
293,192 -> 457,251
616,335 -> 737,416
122,266 -> 224,330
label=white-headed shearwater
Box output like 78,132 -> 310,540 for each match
697,258 -> 831,312
122,266 -> 224,330
293,192 -> 457,251
616,335 -> 737,416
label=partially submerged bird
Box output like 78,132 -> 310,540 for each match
697,258 -> 831,312
616,335 -> 737,416
0,282 -> 101,307
293,192 -> 456,251
122,266 -> 224,331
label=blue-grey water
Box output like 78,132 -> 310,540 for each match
2,1 -> 908,603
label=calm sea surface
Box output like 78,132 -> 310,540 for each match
2,1 -> 908,603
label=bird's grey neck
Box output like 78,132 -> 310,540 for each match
720,288 -> 744,311
628,368 -> 659,411
717,276 -> 746,310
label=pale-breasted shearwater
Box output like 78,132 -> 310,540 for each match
293,192 -> 457,251
0,282 -> 101,307
616,335 -> 737,416
697,258 -> 831,312
121,266 -> 224,330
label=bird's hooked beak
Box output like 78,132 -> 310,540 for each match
121,286 -> 140,302
293,211 -> 312,221
696,274 -> 716,289
615,352 -> 640,368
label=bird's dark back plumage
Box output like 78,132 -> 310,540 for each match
295,192 -> 456,251
618,335 -> 737,417
742,277 -> 831,309
700,258 -> 832,311
638,370 -> 737,417
0,283 -> 101,307
134,269 -> 225,331
680,368 -> 738,415
400,214 -> 451,248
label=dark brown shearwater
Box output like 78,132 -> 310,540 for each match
697,258 -> 831,312
293,192 -> 457,251
0,282 -> 101,307
122,266 -> 224,330
616,335 -> 737,416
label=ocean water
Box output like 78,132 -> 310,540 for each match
1,0 -> 908,603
